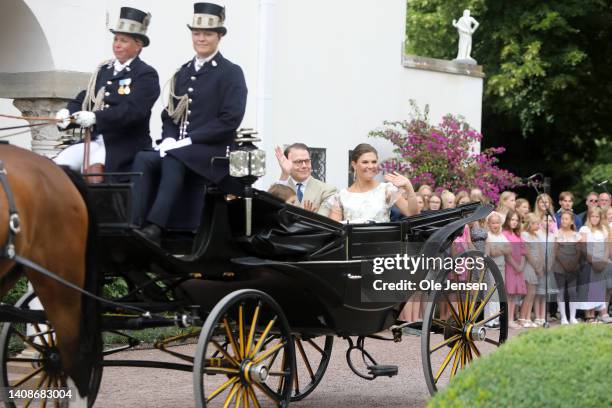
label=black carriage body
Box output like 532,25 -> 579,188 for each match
90,181 -> 488,337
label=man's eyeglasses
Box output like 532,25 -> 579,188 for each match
292,159 -> 311,166
587,198 -> 599,203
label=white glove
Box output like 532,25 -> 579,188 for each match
157,138 -> 176,158
165,137 -> 192,151
73,111 -> 96,128
55,108 -> 71,129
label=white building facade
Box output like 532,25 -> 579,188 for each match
0,0 -> 483,189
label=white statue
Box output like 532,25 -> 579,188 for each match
452,9 -> 479,64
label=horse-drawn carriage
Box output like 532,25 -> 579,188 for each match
0,137 -> 508,407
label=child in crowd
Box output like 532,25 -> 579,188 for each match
496,191 -> 516,223
502,210 -> 526,329
418,185 -> 433,209
553,210 -> 582,324
485,211 -> 511,328
519,213 -> 543,327
441,190 -> 456,209
515,198 -> 530,222
470,188 -> 487,204
428,194 -> 442,211
268,184 -> 297,204
455,191 -> 470,206
578,207 -> 611,323
535,193 -> 558,235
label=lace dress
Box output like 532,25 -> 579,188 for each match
325,182 -> 401,223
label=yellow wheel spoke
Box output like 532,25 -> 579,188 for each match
211,340 -> 240,367
253,341 -> 285,364
469,340 -> 481,357
434,340 -> 461,382
443,294 -> 461,325
430,334 -> 461,354
468,284 -> 497,323
454,275 -> 465,323
32,324 -> 49,348
467,266 -> 488,319
246,386 -> 261,408
245,303 -> 261,358
23,370 -> 47,408
238,305 -> 245,361
223,318 -> 242,361
252,382 -> 278,403
41,374 -> 52,408
222,382 -> 240,408
475,311 -> 502,327
249,316 -> 277,359
460,343 -> 466,369
14,330 -> 44,352
449,342 -> 462,379
235,386 -> 244,408
432,318 -> 461,332
12,365 -> 45,387
207,376 -> 240,404
242,385 -> 249,408
296,339 -> 315,381
203,367 -> 240,375
465,342 -> 474,362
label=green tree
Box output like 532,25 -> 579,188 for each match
405,0 -> 612,200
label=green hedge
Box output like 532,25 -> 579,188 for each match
428,325 -> 612,407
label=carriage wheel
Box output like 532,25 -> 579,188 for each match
261,334 -> 333,402
193,289 -> 295,408
0,292 -> 103,408
421,252 -> 508,394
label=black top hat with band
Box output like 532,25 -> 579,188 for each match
110,7 -> 152,47
187,2 -> 227,35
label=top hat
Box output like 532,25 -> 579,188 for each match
110,7 -> 152,47
187,2 -> 227,35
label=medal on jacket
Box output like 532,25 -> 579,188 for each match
118,78 -> 132,95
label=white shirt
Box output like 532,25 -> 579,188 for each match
113,58 -> 134,76
194,50 -> 219,71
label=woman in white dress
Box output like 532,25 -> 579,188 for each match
577,207 -> 611,323
326,143 -> 418,223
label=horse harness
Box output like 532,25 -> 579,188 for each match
0,159 -> 155,316
0,159 -> 21,259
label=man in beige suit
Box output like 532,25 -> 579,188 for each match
274,143 -> 337,216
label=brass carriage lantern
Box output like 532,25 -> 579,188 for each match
229,128 -> 265,236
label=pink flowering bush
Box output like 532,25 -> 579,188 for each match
369,103 -> 520,202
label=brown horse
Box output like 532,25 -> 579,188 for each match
0,144 -> 99,400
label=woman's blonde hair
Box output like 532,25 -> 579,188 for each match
585,206 -> 610,234
534,193 -> 555,220
455,190 -> 470,206
440,190 -> 456,209
496,191 -> 516,213
523,212 -> 540,235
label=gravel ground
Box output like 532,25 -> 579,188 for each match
94,326 -> 525,408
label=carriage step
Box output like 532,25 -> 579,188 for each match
367,364 -> 398,378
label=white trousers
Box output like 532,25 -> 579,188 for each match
54,136 -> 106,171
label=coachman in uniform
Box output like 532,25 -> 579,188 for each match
133,2 -> 248,244
54,7 -> 160,178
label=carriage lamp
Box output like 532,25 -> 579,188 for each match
229,128 -> 265,236
229,128 -> 266,180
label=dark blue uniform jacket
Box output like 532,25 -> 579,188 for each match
161,52 -> 247,183
67,57 -> 160,173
